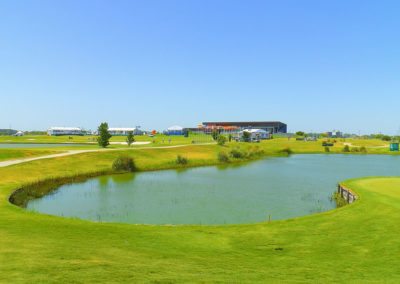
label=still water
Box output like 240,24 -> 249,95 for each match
27,154 -> 400,225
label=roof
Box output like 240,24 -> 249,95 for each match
48,127 -> 82,131
202,121 -> 286,126
167,125 -> 184,131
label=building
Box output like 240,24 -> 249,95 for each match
13,131 -> 24,137
47,127 -> 84,136
108,128 -> 143,136
166,125 -> 184,135
202,121 -> 287,134
327,130 -> 343,138
240,129 -> 269,142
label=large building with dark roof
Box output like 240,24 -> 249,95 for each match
201,121 -> 287,134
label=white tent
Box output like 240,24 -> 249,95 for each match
241,129 -> 269,140
47,127 -> 83,136
167,125 -> 184,131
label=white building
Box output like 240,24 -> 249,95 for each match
240,129 -> 270,141
13,131 -> 24,137
108,127 -> 142,136
47,127 -> 84,136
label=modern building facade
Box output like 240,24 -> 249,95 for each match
202,121 -> 287,134
47,127 -> 84,136
108,128 -> 143,136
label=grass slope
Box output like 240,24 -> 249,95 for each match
0,143 -> 399,282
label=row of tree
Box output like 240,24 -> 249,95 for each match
97,122 -> 135,148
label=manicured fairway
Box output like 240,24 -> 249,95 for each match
0,143 -> 399,282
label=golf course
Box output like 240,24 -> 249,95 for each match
1,137 -> 400,282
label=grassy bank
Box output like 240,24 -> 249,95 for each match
0,142 -> 400,282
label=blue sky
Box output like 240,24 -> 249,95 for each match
1,0 -> 399,134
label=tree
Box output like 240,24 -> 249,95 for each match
228,134 -> 232,142
126,131 -> 135,147
296,131 -> 305,136
242,131 -> 251,142
97,122 -> 112,148
212,129 -> 219,141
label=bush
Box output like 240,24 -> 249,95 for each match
218,152 -> 230,162
217,135 -> 227,146
248,146 -> 265,158
342,145 -> 350,152
324,146 -> 330,152
112,156 -> 136,172
279,147 -> 293,155
360,146 -> 367,153
351,147 -> 360,152
230,148 -> 245,159
176,155 -> 188,165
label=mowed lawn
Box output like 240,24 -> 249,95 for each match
0,143 -> 400,282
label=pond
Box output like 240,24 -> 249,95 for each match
26,154 -> 400,225
0,143 -> 89,148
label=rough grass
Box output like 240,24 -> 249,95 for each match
0,149 -> 61,161
0,142 -> 400,282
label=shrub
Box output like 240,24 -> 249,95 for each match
351,147 -> 360,152
176,155 -> 188,165
218,152 -> 230,163
342,145 -> 350,152
279,147 -> 293,155
112,156 -> 136,172
248,146 -> 265,158
324,146 -> 330,152
217,135 -> 227,146
360,146 -> 367,153
230,148 -> 245,159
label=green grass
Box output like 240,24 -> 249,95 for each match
0,149 -> 61,161
0,134 -> 213,146
0,141 -> 400,282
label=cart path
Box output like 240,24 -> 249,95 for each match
0,143 -> 215,168
343,142 -> 388,148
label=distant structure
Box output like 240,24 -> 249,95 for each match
327,130 -> 343,138
201,121 -> 287,134
165,125 -> 184,135
239,129 -> 270,141
47,127 -> 84,136
0,129 -> 17,135
14,131 -> 24,137
108,127 -> 143,136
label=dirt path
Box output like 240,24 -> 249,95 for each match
343,142 -> 388,148
0,143 -> 215,168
